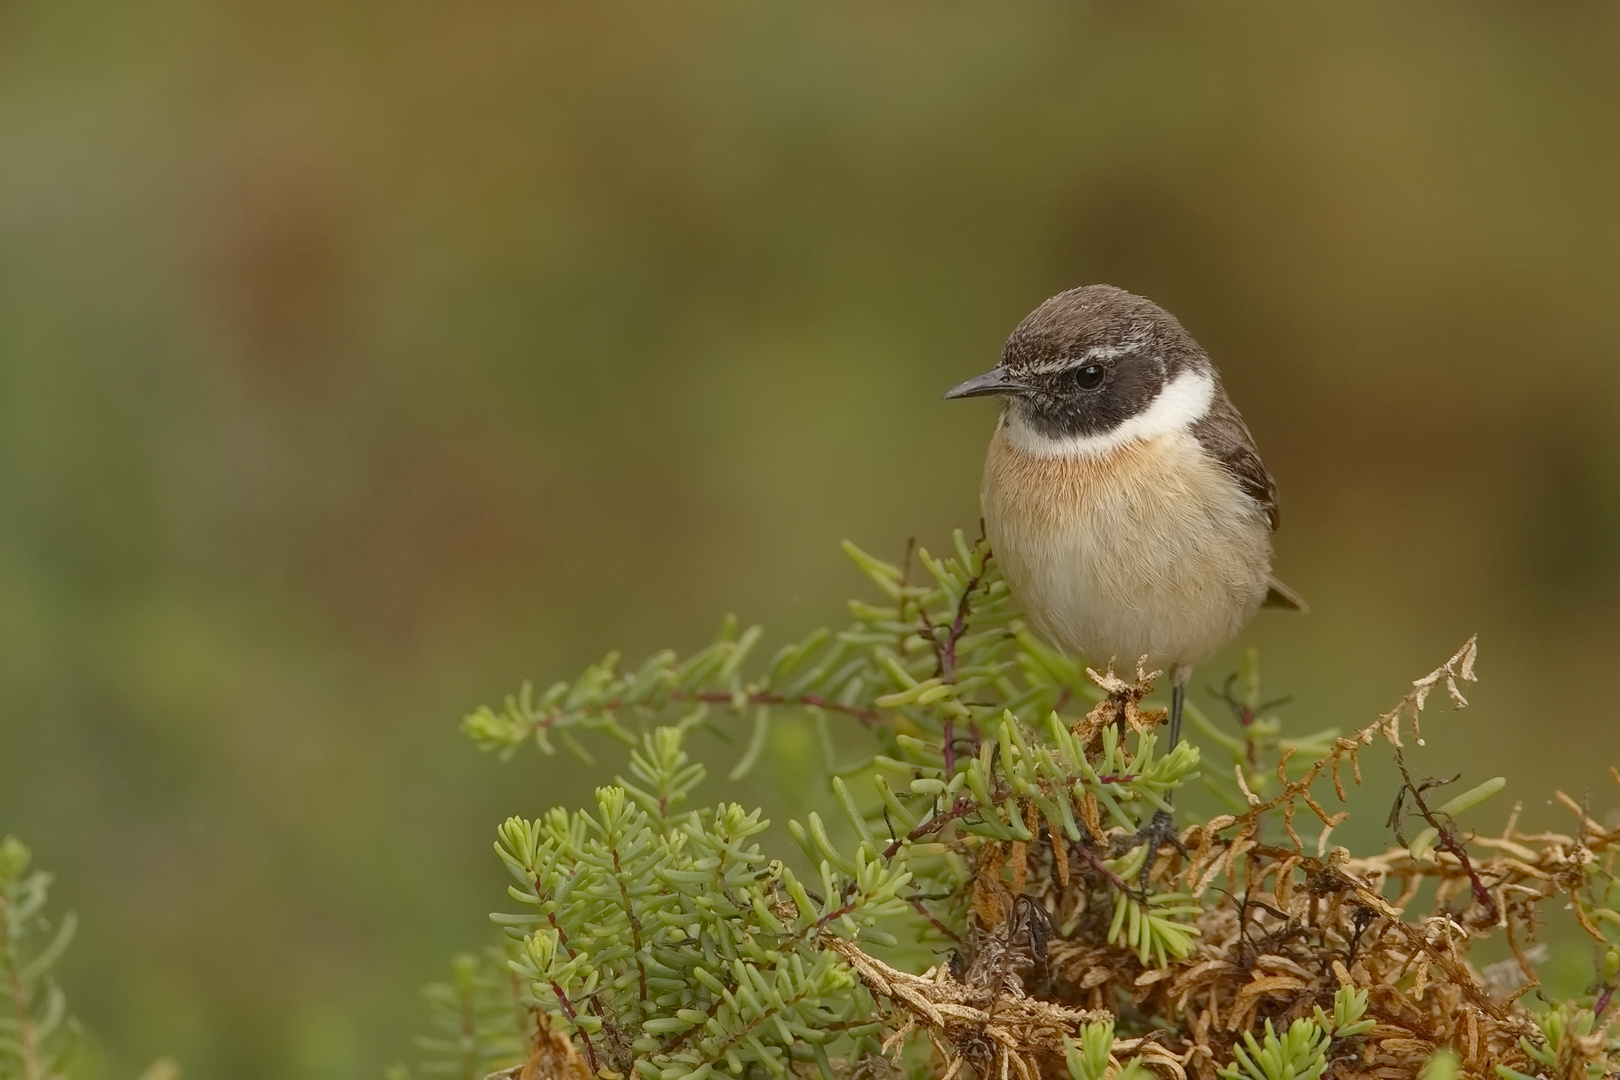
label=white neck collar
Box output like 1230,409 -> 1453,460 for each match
1000,368 -> 1215,459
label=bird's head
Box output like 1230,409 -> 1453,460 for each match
945,285 -> 1217,452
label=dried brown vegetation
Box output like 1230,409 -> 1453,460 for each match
823,638 -> 1620,1080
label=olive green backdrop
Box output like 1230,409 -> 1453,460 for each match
4,3 -> 1620,1077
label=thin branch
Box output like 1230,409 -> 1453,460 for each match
909,898 -> 964,944
543,902 -> 607,1071
610,850 -> 649,1004
0,894 -> 41,1080
534,689 -> 883,732
1392,747 -> 1499,924
549,981 -> 598,1076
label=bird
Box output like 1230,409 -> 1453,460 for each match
945,284 -> 1303,846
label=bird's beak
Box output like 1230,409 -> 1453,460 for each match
943,368 -> 1028,400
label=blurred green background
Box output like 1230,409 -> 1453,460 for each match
4,2 -> 1620,1076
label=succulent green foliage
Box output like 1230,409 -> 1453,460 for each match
1589,877 -> 1620,1003
493,726 -> 904,1080
1217,1019 -> 1329,1080
1403,775 -> 1507,863
1317,985 -> 1374,1039
473,533 -> 1203,949
1421,1048 -> 1461,1080
1063,1019 -> 1148,1080
1493,1003 -> 1618,1080
0,836 -> 79,1080
461,534 -> 1075,779
1214,986 -> 1371,1080
413,951 -> 532,1080
1099,846 -> 1201,967
446,534 -> 1224,1076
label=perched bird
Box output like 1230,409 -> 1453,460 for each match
945,284 -> 1303,760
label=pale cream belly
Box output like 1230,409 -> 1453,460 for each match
982,426 -> 1273,669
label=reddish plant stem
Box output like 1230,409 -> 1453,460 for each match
921,547 -> 988,779
938,562 -> 986,682
533,689 -> 882,734
909,898 -> 964,943
812,900 -> 860,933
695,691 -> 881,727
611,850 -> 649,1003
1,890 -> 40,1080
1434,825 -> 1498,923
1393,752 -> 1500,925
543,900 -> 606,1072
5,966 -> 37,1080
882,797 -> 977,859
1071,843 -> 1132,894
549,981 -> 599,1075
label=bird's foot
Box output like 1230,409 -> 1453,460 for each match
1114,809 -> 1188,892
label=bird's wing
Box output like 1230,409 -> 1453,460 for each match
1190,388 -> 1280,531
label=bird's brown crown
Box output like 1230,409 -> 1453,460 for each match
999,285 -> 1216,444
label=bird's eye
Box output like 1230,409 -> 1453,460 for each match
1075,364 -> 1106,391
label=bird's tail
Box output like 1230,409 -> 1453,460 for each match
1263,577 -> 1308,613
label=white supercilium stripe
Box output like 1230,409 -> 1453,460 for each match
1020,343 -> 1133,375
1000,369 -> 1215,459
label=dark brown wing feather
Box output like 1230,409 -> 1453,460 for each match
1190,387 -> 1279,531
1192,388 -> 1307,611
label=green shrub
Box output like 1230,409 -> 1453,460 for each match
398,533 -> 1620,1080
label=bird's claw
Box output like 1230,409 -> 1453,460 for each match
1115,809 -> 1188,892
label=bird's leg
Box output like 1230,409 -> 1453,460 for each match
1168,664 -> 1188,748
1116,664 -> 1192,890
